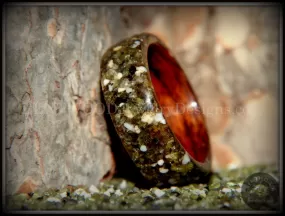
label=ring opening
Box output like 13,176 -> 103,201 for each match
148,43 -> 209,163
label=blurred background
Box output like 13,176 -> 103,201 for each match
120,6 -> 280,171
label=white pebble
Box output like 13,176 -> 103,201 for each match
159,167 -> 169,173
221,188 -> 232,193
107,60 -> 114,68
107,187 -> 115,193
108,85 -> 113,91
103,191 -> 111,197
140,145 -> 147,152
115,189 -> 123,196
113,46 -> 122,51
118,87 -> 126,93
47,197 -> 61,203
134,126 -> 141,134
114,73 -> 123,80
126,87 -> 133,93
235,188 -> 242,193
103,79 -> 110,86
170,186 -> 177,191
193,189 -> 206,197
89,185 -> 100,194
119,103 -> 125,107
123,122 -> 141,134
154,112 -> 166,124
157,159 -> 164,166
74,188 -> 91,199
131,40 -> 141,48
153,189 -> 165,198
224,202 -> 231,207
135,66 -> 147,76
60,192 -> 67,198
141,112 -> 155,124
123,109 -> 134,119
182,153 -> 191,165
119,180 -> 127,189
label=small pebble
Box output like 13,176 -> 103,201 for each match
108,85 -> 113,91
157,159 -> 164,166
115,73 -> 123,80
60,192 -> 67,198
107,60 -> 114,68
115,189 -> 123,196
89,185 -> 100,194
182,153 -> 191,164
103,79 -> 110,86
119,180 -> 127,189
47,197 -> 61,203
74,188 -> 91,199
153,189 -> 165,198
113,46 -> 122,51
221,188 -> 232,194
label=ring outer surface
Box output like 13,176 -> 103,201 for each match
100,33 -> 211,187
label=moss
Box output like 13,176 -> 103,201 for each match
5,164 -> 280,211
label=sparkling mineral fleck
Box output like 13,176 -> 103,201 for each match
157,159 -> 164,166
113,46 -> 122,51
103,79 -> 110,86
107,60 -> 114,68
140,145 -> 147,152
118,87 -> 126,93
126,87 -> 133,93
135,66 -> 147,76
182,153 -> 191,164
159,167 -> 169,173
123,109 -> 134,119
141,112 -> 155,124
114,72 -> 123,80
154,112 -> 166,124
131,40 -> 141,48
124,122 -> 141,134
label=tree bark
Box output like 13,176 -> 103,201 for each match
5,6 -> 126,195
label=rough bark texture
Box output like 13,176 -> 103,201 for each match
5,6 -> 126,195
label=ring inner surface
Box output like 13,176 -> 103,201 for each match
148,43 -> 209,163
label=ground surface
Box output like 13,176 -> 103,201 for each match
5,164 -> 279,211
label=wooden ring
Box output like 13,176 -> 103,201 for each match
100,33 -> 211,187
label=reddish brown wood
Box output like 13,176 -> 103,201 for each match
148,43 -> 210,163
